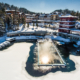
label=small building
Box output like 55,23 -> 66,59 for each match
39,14 -> 51,20
25,14 -> 38,23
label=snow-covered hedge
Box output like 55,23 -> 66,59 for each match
0,41 -> 10,49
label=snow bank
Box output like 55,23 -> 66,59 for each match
0,41 -> 10,49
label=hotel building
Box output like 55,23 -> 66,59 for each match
58,15 -> 77,33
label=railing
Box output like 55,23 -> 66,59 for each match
52,41 -> 66,65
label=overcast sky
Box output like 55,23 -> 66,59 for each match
0,0 -> 80,13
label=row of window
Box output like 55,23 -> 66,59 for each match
60,22 -> 75,25
60,19 -> 76,21
59,29 -> 70,33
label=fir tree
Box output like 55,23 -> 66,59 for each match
33,23 -> 35,28
7,17 -> 10,30
36,22 -> 38,28
27,23 -> 29,28
22,17 -> 26,28
0,18 -> 5,35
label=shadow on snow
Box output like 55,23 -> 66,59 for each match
25,43 -> 76,77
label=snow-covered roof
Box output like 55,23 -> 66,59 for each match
25,14 -> 31,16
19,12 -> 22,15
27,17 -> 35,18
60,14 -> 77,18
32,14 -> 36,16
53,35 -> 70,42
5,10 -> 19,12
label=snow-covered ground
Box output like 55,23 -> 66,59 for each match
0,24 -> 23,44
7,23 -> 58,35
0,42 -> 80,80
1,23 -> 80,45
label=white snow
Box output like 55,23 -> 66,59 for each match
0,42 -> 80,80
7,23 -> 58,36
52,35 -> 70,42
5,10 -> 19,12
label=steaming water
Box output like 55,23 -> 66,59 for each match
39,41 -> 61,64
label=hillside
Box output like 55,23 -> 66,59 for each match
52,9 -> 79,16
0,2 -> 35,14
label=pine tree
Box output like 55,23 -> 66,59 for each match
22,17 -> 26,28
76,11 -> 79,16
27,23 -> 29,28
36,22 -> 38,28
10,16 -> 13,29
33,23 -> 34,28
2,8 -> 5,13
76,11 -> 79,20
0,18 -> 5,35
79,13 -> 80,20
71,11 -> 75,16
7,17 -> 10,30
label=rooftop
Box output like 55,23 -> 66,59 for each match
60,14 -> 77,18
5,10 -> 19,12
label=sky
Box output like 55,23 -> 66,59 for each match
0,0 -> 80,13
